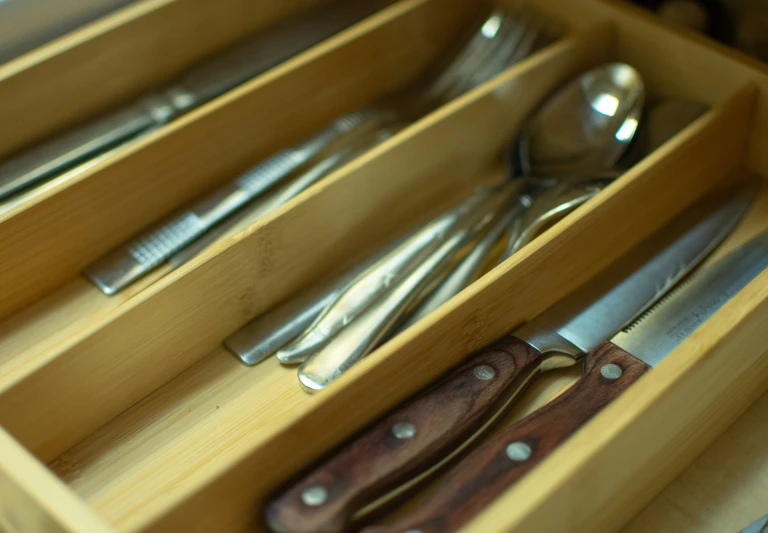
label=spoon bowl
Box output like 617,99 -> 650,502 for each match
515,62 -> 645,179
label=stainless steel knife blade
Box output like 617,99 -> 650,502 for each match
515,180 -> 758,357
265,182 -> 759,533
614,230 -> 768,366
368,228 -> 768,533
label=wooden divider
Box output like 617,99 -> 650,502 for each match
0,0 -> 472,322
0,428 -> 112,533
0,0 -> 333,158
114,42 -> 755,533
624,381 -> 768,532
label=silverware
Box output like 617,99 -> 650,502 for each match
84,4 -> 561,295
265,180 -> 757,533
224,232 -> 412,366
397,200 -> 524,331
395,64 -> 645,329
274,186 -> 500,365
0,0 -> 382,201
297,188 -> 511,391
84,110 -> 395,294
367,193 -> 767,533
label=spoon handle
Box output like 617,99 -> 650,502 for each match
266,336 -> 543,533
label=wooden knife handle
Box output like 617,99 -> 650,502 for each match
361,341 -> 650,533
266,336 -> 543,533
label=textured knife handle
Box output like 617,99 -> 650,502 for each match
266,337 -> 543,533
362,341 -> 650,533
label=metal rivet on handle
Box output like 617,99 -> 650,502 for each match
600,363 -> 623,380
506,441 -> 532,462
392,422 -> 416,440
301,486 -> 328,506
474,364 -> 496,380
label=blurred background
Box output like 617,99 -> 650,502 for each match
0,0 -> 135,63
3,0 -> 766,66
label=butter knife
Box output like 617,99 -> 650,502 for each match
0,0 -> 381,201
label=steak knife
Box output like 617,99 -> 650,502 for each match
366,229 -> 768,533
0,0 -> 382,201
265,180 -> 757,533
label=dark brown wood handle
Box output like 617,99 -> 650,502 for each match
266,336 -> 543,533
361,341 -> 650,533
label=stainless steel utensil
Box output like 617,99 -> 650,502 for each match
84,4 -> 560,295
265,180 -> 757,533
225,232 -> 412,366
516,62 -> 645,179
275,186 -> 500,365
297,189 -> 511,391
397,200 -> 523,331
368,199 -> 767,533
167,120 -> 405,270
84,110 -> 396,294
0,0 -> 382,201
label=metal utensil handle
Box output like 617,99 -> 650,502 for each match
82,145 -> 309,294
401,204 -> 522,331
83,111 -> 374,294
296,199 -> 500,392
0,95 -> 174,201
166,113 -> 399,270
225,230 -> 412,366
274,188 -> 495,364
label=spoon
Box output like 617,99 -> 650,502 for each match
400,95 -> 708,348
274,185 -> 502,365
293,62 -> 645,391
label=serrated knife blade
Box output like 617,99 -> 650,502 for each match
614,229 -> 768,367
366,228 -> 768,533
516,179 -> 758,356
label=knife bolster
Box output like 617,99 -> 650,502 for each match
515,323 -> 583,364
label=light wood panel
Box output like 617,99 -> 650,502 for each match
0,427 -> 113,533
128,68 -> 755,533
0,29 -> 607,465
0,271 -> 166,389
0,0 -> 472,322
464,171 -> 768,533
624,389 -> 768,533
0,0 -> 333,158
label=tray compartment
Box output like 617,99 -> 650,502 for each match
20,24 -> 760,533
0,0 -> 471,321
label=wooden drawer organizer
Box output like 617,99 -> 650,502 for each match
0,0 -> 767,531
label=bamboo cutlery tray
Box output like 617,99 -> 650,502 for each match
1,0 -> 768,532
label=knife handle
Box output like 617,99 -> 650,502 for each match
360,341 -> 650,533
266,337 -> 543,533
